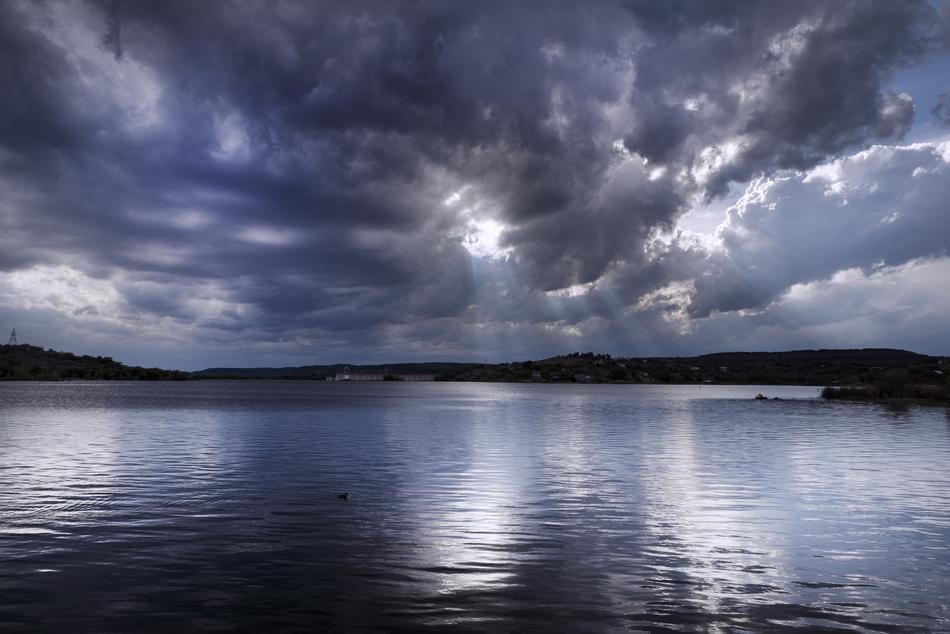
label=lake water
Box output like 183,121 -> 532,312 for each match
1,381 -> 948,632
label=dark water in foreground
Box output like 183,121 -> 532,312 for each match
1,382 -> 948,632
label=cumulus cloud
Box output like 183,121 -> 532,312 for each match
0,0 -> 948,365
687,257 -> 950,354
688,141 -> 950,317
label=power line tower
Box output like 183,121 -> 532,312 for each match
7,328 -> 17,345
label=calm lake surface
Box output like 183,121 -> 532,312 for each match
1,381 -> 948,632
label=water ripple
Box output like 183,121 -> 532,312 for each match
1,381 -> 948,632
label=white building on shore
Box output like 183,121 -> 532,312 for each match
332,371 -> 435,381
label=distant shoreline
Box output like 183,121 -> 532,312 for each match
3,344 -> 947,391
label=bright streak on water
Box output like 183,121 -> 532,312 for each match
1,381 -> 948,631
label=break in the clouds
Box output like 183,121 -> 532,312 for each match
1,0 -> 949,369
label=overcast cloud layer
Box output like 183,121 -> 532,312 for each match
1,0 -> 949,369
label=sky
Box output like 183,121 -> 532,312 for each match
1,0 -> 950,370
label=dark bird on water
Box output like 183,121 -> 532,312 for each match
338,493 -> 348,500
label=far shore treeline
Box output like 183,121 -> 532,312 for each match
2,345 -> 948,397
0,345 -> 190,381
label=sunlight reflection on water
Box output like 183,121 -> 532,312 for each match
0,381 -> 948,631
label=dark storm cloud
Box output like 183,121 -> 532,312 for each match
624,0 -> 930,194
933,94 -> 950,127
0,0 -> 946,362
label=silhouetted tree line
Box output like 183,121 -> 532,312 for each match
448,349 -> 948,386
0,345 -> 189,381
821,368 -> 950,403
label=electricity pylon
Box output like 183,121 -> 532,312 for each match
7,328 -> 17,345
